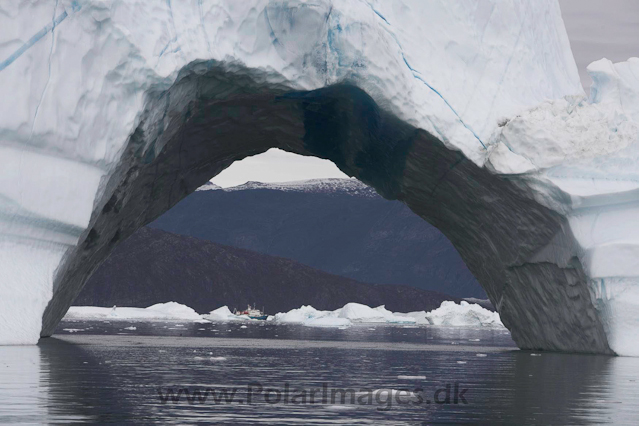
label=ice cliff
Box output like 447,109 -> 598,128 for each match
0,0 -> 637,355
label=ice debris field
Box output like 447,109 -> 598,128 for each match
64,301 -> 503,329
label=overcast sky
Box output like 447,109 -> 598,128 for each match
212,1 -> 639,188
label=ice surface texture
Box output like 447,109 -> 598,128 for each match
0,1 -> 637,355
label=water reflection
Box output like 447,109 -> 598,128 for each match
0,325 -> 638,424
0,346 -> 48,424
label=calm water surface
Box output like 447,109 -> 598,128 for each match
0,320 -> 637,424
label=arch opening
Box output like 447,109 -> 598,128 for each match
41,61 -> 612,354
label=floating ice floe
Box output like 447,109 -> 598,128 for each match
269,301 -> 499,328
64,302 -> 202,321
272,305 -> 332,324
270,303 -> 407,327
203,306 -> 250,322
403,301 -> 504,328
65,300 -> 503,330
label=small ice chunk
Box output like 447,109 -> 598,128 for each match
204,306 -> 248,322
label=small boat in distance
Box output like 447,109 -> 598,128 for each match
234,304 -> 268,320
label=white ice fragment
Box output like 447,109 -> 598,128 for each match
203,306 -> 249,322
64,302 -> 202,321
419,301 -> 503,327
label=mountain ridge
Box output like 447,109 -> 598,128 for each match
150,178 -> 485,298
75,227 -> 463,314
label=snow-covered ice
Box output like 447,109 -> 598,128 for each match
203,306 -> 250,322
403,301 -> 503,328
64,300 -> 503,331
338,303 -> 416,324
64,302 -> 202,321
270,301 -> 499,328
272,305 -> 334,324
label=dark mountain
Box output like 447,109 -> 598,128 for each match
75,227 -> 462,313
148,179 -> 485,298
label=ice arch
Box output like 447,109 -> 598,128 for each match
1,0 -> 638,354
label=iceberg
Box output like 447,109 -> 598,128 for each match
204,306 -> 249,322
64,302 -> 202,321
273,305 -> 340,325
270,302 -> 489,327
0,0 -> 637,355
405,301 -> 504,328
338,303 -> 416,324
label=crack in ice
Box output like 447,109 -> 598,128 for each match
0,1 -> 81,73
31,0 -> 61,141
361,1 -> 486,149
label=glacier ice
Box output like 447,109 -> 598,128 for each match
64,302 -> 203,321
338,303 -> 416,324
270,302 -> 497,327
0,0 -> 638,355
405,301 -> 504,328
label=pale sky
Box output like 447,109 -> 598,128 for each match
212,2 -> 639,188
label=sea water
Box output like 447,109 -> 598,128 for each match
0,321 -> 637,424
